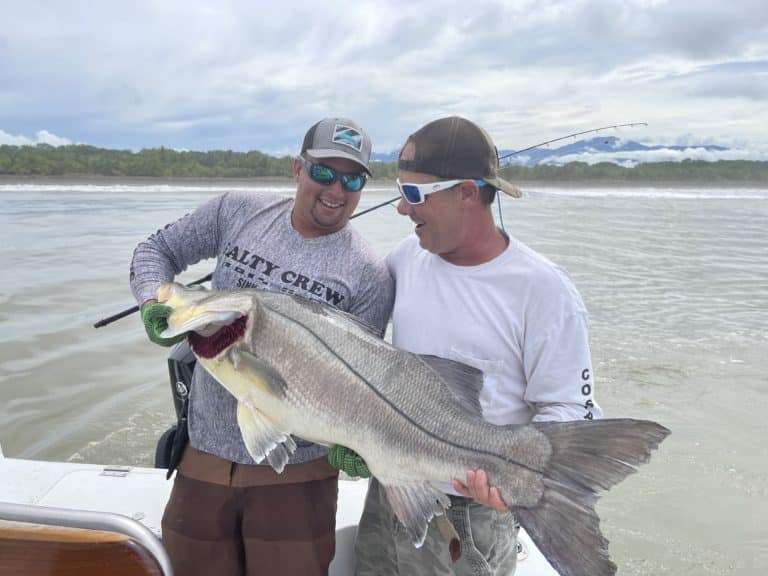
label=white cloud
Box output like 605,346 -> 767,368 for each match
35,130 -> 73,147
551,146 -> 768,166
0,129 -> 73,147
0,0 -> 766,153
0,130 -> 33,146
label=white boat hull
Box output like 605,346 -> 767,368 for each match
0,450 -> 557,575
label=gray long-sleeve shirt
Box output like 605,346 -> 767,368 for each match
130,191 -> 394,464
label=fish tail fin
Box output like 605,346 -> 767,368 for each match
514,419 -> 670,576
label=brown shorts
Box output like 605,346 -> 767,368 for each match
161,446 -> 339,576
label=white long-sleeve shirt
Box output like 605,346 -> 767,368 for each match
387,234 -> 601,427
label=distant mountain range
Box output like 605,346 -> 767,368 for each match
371,136 -> 730,167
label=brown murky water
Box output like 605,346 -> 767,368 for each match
1,179 -> 766,575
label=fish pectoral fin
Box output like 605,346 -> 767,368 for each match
236,401 -> 296,473
381,482 -> 451,547
229,347 -> 288,399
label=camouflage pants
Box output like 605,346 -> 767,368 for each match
355,479 -> 518,576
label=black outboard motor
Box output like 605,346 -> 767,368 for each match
154,341 -> 196,476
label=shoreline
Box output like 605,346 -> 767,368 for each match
2,174 -> 767,188
0,174 -> 293,187
510,178 -> 768,189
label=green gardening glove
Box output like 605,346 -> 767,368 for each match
141,303 -> 188,347
328,445 -> 371,478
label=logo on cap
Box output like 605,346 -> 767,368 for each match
332,124 -> 363,152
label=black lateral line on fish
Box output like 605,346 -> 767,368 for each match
269,305 -> 543,475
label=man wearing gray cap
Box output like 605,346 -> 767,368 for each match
349,116 -> 601,575
130,117 -> 393,576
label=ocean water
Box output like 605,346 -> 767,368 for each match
0,179 -> 766,575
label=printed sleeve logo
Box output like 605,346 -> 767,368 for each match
581,368 -> 594,420
333,124 -> 363,152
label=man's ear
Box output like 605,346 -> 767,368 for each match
458,180 -> 481,204
293,157 -> 302,180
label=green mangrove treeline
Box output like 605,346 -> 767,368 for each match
0,144 -> 296,178
1,143 -> 767,182
499,160 -> 768,182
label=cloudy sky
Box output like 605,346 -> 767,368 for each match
1,0 -> 767,159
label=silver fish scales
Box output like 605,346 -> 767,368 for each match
158,282 -> 670,576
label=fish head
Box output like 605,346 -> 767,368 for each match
156,282 -> 262,359
156,282 -> 211,308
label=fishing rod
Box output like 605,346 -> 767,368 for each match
94,121 -> 646,329
498,122 -> 647,161
92,200 -> 391,329
93,274 -> 211,328
352,121 -> 649,214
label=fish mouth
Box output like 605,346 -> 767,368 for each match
188,315 -> 249,359
158,282 -> 254,338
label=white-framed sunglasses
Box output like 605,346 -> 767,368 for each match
396,178 -> 486,205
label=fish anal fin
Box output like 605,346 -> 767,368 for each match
382,482 -> 451,547
236,401 -> 296,473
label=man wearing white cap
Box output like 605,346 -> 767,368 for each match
351,116 -> 601,575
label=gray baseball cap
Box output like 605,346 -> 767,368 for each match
301,117 -> 373,175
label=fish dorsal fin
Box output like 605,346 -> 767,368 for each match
236,400 -> 296,473
418,355 -> 484,418
382,482 -> 452,546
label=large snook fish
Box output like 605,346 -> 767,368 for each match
158,282 -> 670,576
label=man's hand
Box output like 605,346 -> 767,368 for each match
452,469 -> 510,514
141,301 -> 187,347
328,445 -> 371,478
